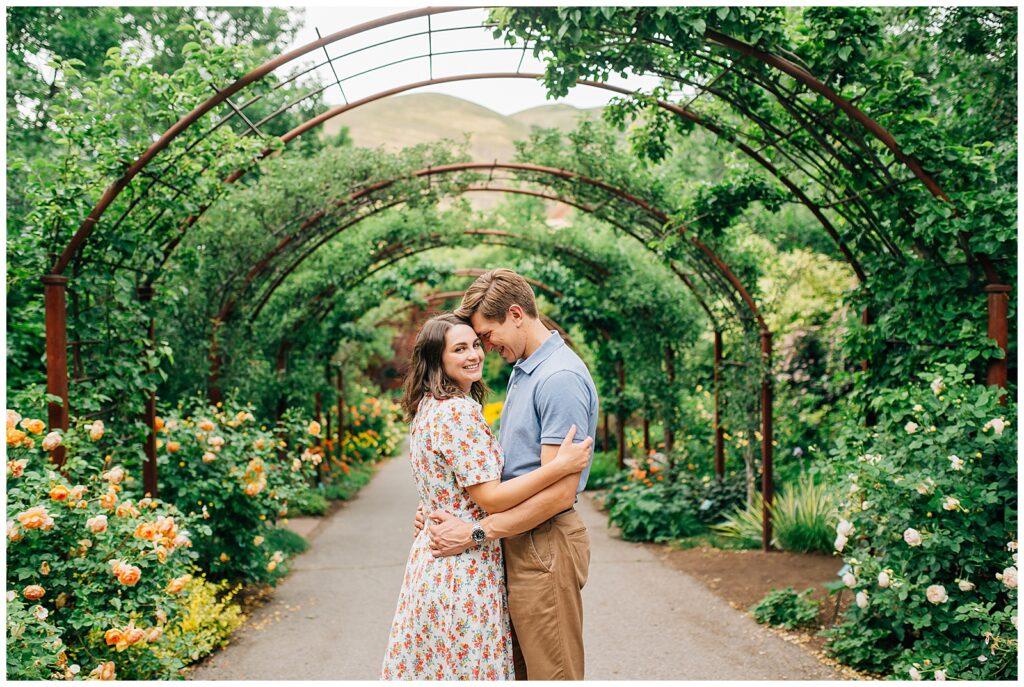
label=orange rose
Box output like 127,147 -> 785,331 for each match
7,519 -> 21,542
244,482 -> 261,497
154,416 -> 165,431
68,485 -> 87,501
219,552 -> 230,562
6,427 -> 26,446
87,515 -> 108,533
155,608 -> 167,625
99,491 -> 117,510
89,661 -> 116,680
87,420 -> 105,441
123,626 -> 145,645
166,441 -> 180,453
39,561 -> 50,575
23,584 -> 45,600
7,459 -> 27,477
20,418 -> 45,435
20,436 -> 35,449
102,467 -> 125,485
17,506 -> 55,530
7,409 -> 22,429
254,438 -> 266,450
202,452 -> 217,463
308,420 -> 321,436
49,485 -> 70,501
155,546 -> 168,564
145,626 -> 163,643
134,522 -> 157,541
104,629 -> 124,647
116,564 -> 141,586
166,574 -> 191,594
116,501 -> 139,518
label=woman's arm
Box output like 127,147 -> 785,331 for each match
465,425 -> 591,514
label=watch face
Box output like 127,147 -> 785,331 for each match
472,526 -> 486,543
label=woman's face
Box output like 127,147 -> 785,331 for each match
442,323 -> 484,392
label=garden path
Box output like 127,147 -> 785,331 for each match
187,451 -> 841,680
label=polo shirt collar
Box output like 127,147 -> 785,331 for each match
514,331 -> 563,375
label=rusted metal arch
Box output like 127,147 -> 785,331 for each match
54,6 -> 967,284
234,168 -> 745,335
235,166 -> 743,331
147,72 -> 867,288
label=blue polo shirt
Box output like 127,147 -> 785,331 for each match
497,331 -> 599,494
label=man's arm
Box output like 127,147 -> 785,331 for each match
426,443 -> 577,557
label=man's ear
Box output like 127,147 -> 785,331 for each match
508,304 -> 525,325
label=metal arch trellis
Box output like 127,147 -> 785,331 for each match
35,6 -> 1011,549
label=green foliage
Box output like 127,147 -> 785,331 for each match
6,591 -> 67,680
602,459 -> 746,543
713,473 -> 838,553
751,587 -> 821,630
287,489 -> 329,517
583,451 -> 619,491
321,461 -> 375,502
820,367 -> 1017,680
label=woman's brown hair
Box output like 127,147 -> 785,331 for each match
400,313 -> 488,420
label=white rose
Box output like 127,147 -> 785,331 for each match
926,584 -> 948,604
913,404 -> 924,412
905,421 -> 919,434
904,528 -> 923,547
909,667 -> 922,680
930,377 -> 945,395
861,500 -> 872,510
942,496 -> 960,511
849,483 -> 860,494
957,579 -> 975,591
843,572 -> 857,588
68,665 -> 80,675
834,533 -> 848,552
878,571 -> 891,588
983,418 -> 1006,436
856,590 -> 869,608
997,566 -> 1017,589
33,605 -> 49,620
977,655 -> 988,663
948,455 -> 964,470
935,669 -> 946,681
836,519 -> 854,538
6,590 -> 15,602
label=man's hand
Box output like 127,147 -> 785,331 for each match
413,504 -> 426,538
427,511 -> 474,558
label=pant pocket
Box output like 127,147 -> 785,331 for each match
528,521 -> 554,573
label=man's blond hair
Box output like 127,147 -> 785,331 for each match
456,268 -> 538,323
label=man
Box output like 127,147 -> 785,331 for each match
417,268 -> 599,681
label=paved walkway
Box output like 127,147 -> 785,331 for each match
188,453 -> 840,680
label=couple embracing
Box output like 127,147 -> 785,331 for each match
381,269 -> 599,681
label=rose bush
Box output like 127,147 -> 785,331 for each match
6,409 -> 208,679
822,364 -> 1017,680
156,396 -> 323,584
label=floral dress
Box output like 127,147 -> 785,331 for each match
381,394 -> 514,681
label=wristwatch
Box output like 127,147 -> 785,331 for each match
471,523 -> 487,545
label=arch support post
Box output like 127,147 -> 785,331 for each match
616,359 -> 626,470
336,365 -> 345,457
760,329 -> 774,552
985,284 -> 1011,404
862,308 -> 877,426
663,347 -> 675,453
41,275 -> 70,467
137,285 -> 158,498
713,330 -> 725,480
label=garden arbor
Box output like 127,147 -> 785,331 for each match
36,7 -> 1012,552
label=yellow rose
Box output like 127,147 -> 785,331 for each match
104,628 -> 124,647
165,574 -> 191,594
49,485 -> 70,501
308,420 -> 321,436
198,419 -> 215,432
100,491 -> 117,510
17,505 -> 55,530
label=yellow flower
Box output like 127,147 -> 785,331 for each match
20,418 -> 45,435
308,420 -> 321,436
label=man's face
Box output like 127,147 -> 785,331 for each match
470,309 -> 523,364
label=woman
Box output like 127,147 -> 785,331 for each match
381,313 -> 592,680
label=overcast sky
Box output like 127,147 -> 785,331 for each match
284,5 -> 666,115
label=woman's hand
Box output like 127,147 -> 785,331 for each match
552,424 -> 593,477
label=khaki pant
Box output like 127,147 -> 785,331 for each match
503,509 -> 590,680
